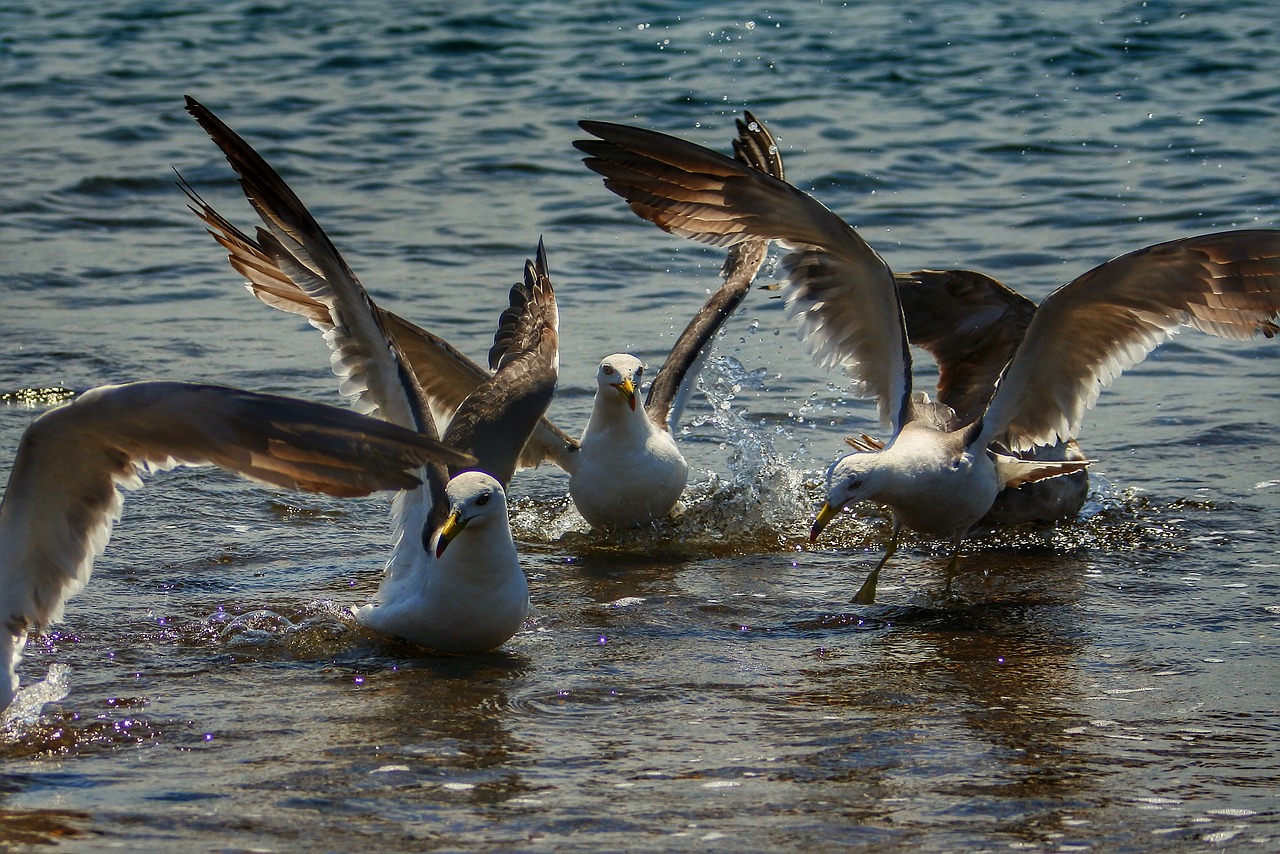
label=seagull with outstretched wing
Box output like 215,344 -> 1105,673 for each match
574,118 -> 1280,602
183,99 -> 780,529
184,98 -> 567,654
0,380 -> 473,712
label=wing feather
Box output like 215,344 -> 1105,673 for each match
442,242 -> 560,487
0,382 -> 470,632
180,119 -> 578,473
897,269 -> 1036,425
576,120 -> 912,431
646,111 -> 783,430
185,97 -> 425,434
980,230 -> 1280,450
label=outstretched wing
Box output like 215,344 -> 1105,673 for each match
0,381 -> 472,632
978,230 -> 1280,450
184,96 -> 451,533
185,97 -> 427,431
180,107 -> 578,473
897,268 -> 1037,425
443,240 -> 560,487
645,111 -> 783,431
576,120 -> 913,433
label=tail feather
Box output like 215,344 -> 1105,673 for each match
992,452 -> 1091,489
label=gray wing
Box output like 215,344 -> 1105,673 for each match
443,241 -> 560,487
575,120 -> 913,433
897,268 -> 1037,425
645,110 -> 783,431
0,381 -> 472,632
180,177 -> 334,326
184,96 -> 451,528
180,144 -> 578,473
978,229 -> 1280,451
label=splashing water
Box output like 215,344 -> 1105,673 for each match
677,354 -> 816,548
505,354 -> 819,555
1,664 -> 72,730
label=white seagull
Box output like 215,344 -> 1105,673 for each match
181,98 -> 562,651
892,268 -> 1092,525
573,119 -> 1280,602
182,99 -> 781,529
356,247 -> 559,653
0,381 -> 473,712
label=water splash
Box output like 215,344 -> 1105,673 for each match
505,354 -> 820,555
217,605 -> 360,658
1,664 -> 72,730
678,354 -> 816,546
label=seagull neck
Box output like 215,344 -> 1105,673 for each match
436,522 -> 519,584
585,394 -> 651,439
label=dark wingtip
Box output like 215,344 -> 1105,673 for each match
534,235 -> 549,277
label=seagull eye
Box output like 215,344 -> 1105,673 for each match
635,366 -> 644,377
603,365 -> 614,376
477,492 -> 490,506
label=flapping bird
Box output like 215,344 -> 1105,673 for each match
573,118 -> 1280,602
895,268 -> 1090,525
183,97 -> 562,653
0,381 -> 473,712
182,99 -> 781,529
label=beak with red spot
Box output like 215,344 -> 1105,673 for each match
612,375 -> 637,411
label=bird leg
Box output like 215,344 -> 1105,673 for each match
852,520 -> 900,605
940,532 -> 964,597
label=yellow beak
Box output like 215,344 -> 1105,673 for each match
435,510 -> 466,558
613,377 -> 637,411
809,501 -> 840,543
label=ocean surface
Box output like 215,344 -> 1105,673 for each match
1,1 -> 1278,850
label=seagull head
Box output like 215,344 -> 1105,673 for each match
596,354 -> 644,412
434,471 -> 508,558
810,452 -> 883,542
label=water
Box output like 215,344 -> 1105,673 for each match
2,0 -> 1278,849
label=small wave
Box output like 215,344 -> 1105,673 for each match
68,174 -> 177,197
215,604 -> 363,660
508,684 -> 686,719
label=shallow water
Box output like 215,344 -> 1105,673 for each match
1,0 -> 1278,850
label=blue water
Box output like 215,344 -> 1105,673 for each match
1,1 -> 1278,850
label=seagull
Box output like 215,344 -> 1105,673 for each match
0,381 -> 474,713
566,112 -> 784,528
181,97 -> 561,652
838,268 -> 1092,526
182,98 -> 781,529
573,119 -> 1280,602
895,268 -> 1090,525
356,249 -> 559,652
